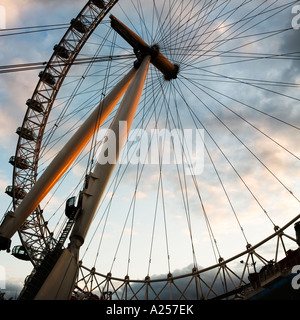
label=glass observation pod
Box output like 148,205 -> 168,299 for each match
11,245 -> 30,261
70,18 -> 87,34
53,45 -> 70,60
9,156 -> 30,170
65,196 -> 77,219
90,0 -> 106,9
26,99 -> 45,113
38,71 -> 56,87
16,127 -> 37,141
5,186 -> 27,200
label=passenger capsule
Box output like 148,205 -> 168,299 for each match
65,196 -> 77,219
5,186 -> 27,200
9,156 -> 30,170
71,18 -> 87,34
39,71 -> 56,86
16,127 -> 37,141
12,245 -> 30,261
54,44 -> 70,59
26,98 -> 44,113
90,0 -> 106,9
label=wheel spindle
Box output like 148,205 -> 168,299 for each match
110,15 -> 179,80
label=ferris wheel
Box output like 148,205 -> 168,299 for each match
1,0 -> 300,300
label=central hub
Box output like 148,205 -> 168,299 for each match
110,15 -> 179,81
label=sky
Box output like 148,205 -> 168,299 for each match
0,0 -> 300,299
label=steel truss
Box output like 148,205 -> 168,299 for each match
75,214 -> 300,300
2,0 -> 119,265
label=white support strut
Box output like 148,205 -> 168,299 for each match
34,56 -> 151,300
0,67 -> 137,247
70,55 -> 151,247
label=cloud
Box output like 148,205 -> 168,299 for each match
0,110 -> 19,145
0,170 -> 10,190
278,29 -> 300,84
1,0 -> 82,26
0,1 -> 21,25
0,280 -> 22,300
115,263 -> 240,300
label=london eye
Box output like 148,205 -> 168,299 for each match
1,0 -> 300,300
